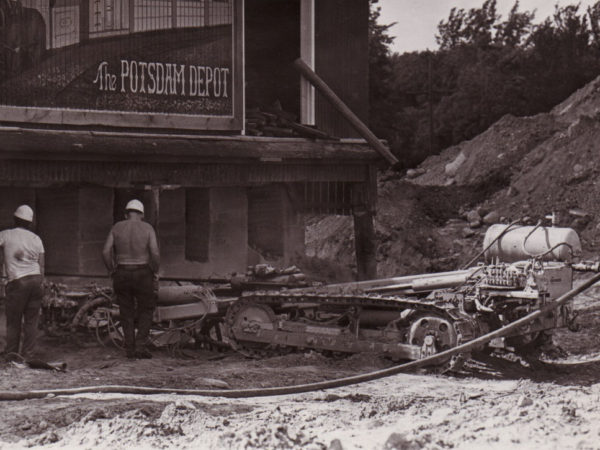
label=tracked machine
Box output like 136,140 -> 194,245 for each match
39,222 -> 598,372
223,223 -> 595,372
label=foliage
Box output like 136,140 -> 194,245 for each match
368,0 -> 398,149
370,1 -> 600,167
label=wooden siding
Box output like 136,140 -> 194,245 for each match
315,0 -> 369,138
245,0 -> 300,116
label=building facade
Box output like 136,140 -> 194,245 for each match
0,0 -> 382,281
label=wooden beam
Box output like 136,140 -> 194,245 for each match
0,128 -> 380,162
293,58 -> 399,167
352,179 -> 377,281
353,205 -> 376,281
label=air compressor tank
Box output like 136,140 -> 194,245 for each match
483,224 -> 581,262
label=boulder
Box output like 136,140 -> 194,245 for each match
405,169 -> 419,179
517,395 -> 533,408
466,210 -> 480,224
483,210 -> 501,225
328,439 -> 344,450
384,433 -> 422,450
462,227 -> 476,238
469,219 -> 482,229
444,151 -> 466,177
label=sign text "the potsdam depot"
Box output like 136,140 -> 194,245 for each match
93,59 -> 230,98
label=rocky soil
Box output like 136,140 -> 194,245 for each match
0,282 -> 600,449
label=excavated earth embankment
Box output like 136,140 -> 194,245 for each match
307,75 -> 600,276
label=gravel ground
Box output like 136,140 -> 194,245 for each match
0,285 -> 600,449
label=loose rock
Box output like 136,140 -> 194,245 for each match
518,395 -> 533,408
483,210 -> 501,225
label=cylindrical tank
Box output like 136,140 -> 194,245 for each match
157,285 -> 215,306
483,224 -> 581,262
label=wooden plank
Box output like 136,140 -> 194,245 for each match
293,58 -> 399,167
0,127 -> 379,162
0,107 -> 238,131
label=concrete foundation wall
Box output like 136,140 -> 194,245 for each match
78,186 -> 113,274
158,187 -> 248,279
208,187 -> 248,276
0,184 -> 304,279
248,184 -> 304,266
36,187 -> 80,274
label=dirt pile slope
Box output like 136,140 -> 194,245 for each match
306,75 -> 600,278
305,181 -> 489,279
412,74 -> 600,254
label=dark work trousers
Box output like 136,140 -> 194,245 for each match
113,265 -> 156,353
5,274 -> 43,359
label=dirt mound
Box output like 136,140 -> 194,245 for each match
410,74 -> 600,256
415,113 -> 559,188
306,75 -> 600,279
304,180 -> 491,279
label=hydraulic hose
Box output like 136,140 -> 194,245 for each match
1,272 -> 599,402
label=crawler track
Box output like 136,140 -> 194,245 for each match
224,292 -> 479,372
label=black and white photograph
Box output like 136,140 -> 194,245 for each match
1,0 -> 600,448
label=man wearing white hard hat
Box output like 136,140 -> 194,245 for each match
102,199 -> 160,359
0,205 -> 45,361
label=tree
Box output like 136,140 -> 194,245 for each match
495,1 -> 535,47
368,0 -> 398,150
373,0 -> 600,168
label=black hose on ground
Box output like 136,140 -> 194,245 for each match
2,272 -> 599,402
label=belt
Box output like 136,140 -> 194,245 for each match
7,274 -> 42,286
117,264 -> 149,270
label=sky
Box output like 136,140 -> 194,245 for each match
379,0 -> 599,54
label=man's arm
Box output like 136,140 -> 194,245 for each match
38,253 -> 45,277
148,229 -> 160,274
102,231 -> 115,273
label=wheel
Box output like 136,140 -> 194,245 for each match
408,314 -> 465,373
225,300 -> 277,357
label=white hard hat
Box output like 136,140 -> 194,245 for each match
125,199 -> 144,214
14,204 -> 34,222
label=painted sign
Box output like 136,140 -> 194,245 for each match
0,0 -> 242,130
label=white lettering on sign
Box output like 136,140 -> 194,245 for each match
92,61 -> 117,91
92,60 -> 230,98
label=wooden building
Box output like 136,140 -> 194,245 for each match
0,0 -> 385,282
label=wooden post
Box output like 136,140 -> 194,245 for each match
293,58 -> 399,167
352,181 -> 376,281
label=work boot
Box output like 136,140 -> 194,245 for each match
3,352 -> 24,363
121,318 -> 136,359
136,310 -> 154,346
134,347 -> 152,359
